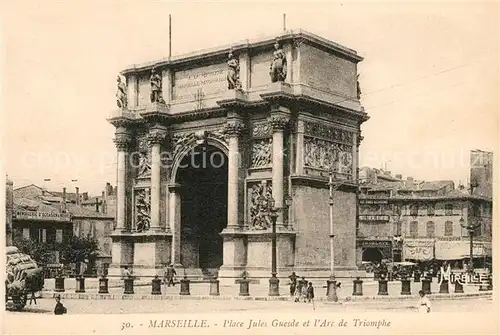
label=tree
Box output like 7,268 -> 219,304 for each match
57,236 -> 99,265
13,239 -> 53,265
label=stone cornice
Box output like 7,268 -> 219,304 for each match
290,174 -> 359,192
120,29 -> 362,75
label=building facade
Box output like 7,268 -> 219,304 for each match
356,164 -> 493,267
10,184 -> 115,269
107,29 -> 369,280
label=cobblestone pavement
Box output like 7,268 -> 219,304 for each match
6,295 -> 492,315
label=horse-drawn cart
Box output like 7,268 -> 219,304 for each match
5,246 -> 44,311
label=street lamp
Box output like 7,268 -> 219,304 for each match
327,172 -> 350,302
460,217 -> 481,275
259,181 -> 281,296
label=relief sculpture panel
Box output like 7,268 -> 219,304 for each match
248,182 -> 273,230
251,139 -> 272,168
134,188 -> 151,232
304,137 -> 353,176
136,135 -> 151,178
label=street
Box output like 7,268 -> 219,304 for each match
5,296 -> 492,315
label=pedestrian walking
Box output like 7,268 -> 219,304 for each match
123,266 -> 132,278
288,272 -> 298,298
307,282 -> 315,303
300,281 -> 308,303
79,259 -> 88,277
53,294 -> 67,315
417,290 -> 431,313
164,263 -> 176,287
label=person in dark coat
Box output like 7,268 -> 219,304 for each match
54,295 -> 67,315
307,282 -> 315,303
164,264 -> 177,287
288,272 -> 298,298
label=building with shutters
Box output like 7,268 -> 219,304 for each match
357,161 -> 492,268
7,182 -> 115,272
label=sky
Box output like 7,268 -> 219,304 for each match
1,1 -> 499,195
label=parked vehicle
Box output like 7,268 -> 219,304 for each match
5,246 -> 44,310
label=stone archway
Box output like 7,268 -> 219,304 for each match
174,143 -> 228,272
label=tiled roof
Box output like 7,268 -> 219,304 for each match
66,203 -> 113,219
13,198 -> 114,219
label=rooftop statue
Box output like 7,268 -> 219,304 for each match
269,40 -> 287,83
150,67 -> 165,103
116,75 -> 127,109
227,51 -> 241,90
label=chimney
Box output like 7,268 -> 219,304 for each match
62,187 -> 67,213
102,191 -> 107,214
395,174 -> 402,179
75,187 -> 80,206
95,197 -> 100,213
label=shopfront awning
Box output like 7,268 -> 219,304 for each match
435,240 -> 492,260
403,239 -> 434,261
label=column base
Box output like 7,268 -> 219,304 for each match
268,277 -> 280,296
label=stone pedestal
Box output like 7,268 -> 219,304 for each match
132,233 -> 171,276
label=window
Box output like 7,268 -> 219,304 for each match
409,221 -> 418,238
444,221 -> 453,237
393,204 -> 401,216
426,221 -> 435,238
38,229 -> 47,243
56,229 -> 63,243
22,228 -> 30,240
445,204 -> 453,216
410,204 -> 419,216
427,204 -> 435,216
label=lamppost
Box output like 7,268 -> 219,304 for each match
460,217 -> 481,275
327,172 -> 349,302
258,182 -> 281,296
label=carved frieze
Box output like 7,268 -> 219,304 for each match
303,136 -> 353,175
251,138 -> 273,168
303,121 -> 354,144
171,132 -> 197,159
252,122 -> 272,138
249,182 -> 273,230
171,127 -> 229,160
207,128 -> 229,145
134,188 -> 151,232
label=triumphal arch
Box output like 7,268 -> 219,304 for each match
108,30 -> 369,281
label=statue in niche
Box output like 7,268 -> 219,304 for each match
135,192 -> 151,232
269,40 -> 287,83
249,184 -> 272,230
226,51 -> 241,90
150,67 -> 165,103
116,75 -> 127,109
357,74 -> 362,100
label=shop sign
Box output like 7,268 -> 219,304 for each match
358,240 -> 392,248
359,215 -> 390,221
14,210 -> 71,222
359,200 -> 388,205
403,239 -> 434,261
435,240 -> 491,260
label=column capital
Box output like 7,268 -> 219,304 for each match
224,120 -> 246,137
113,134 -> 132,150
168,183 -> 182,193
268,115 -> 290,131
147,128 -> 167,146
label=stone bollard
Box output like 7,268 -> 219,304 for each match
439,280 -> 449,294
124,276 -> 134,294
238,276 -> 250,297
75,276 -> 85,293
378,279 -> 388,296
421,278 -> 431,295
454,281 -> 464,293
209,279 -> 220,296
180,276 -> 190,296
414,271 -> 421,283
98,276 -> 109,294
352,277 -> 363,296
55,276 -> 65,293
401,278 -> 411,295
151,275 -> 162,295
